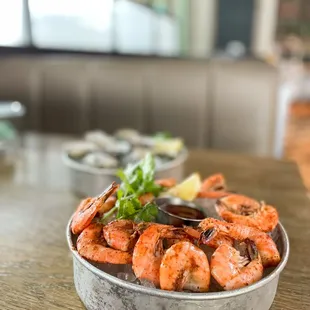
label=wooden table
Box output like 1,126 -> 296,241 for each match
1,134 -> 309,310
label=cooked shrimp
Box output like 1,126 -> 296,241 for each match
135,221 -> 153,234
197,173 -> 230,198
216,194 -> 279,232
71,182 -> 119,234
217,194 -> 260,214
201,173 -> 226,192
160,241 -> 210,292
197,191 -> 231,199
132,224 -> 189,286
183,226 -> 201,240
199,218 -> 280,267
139,192 -> 154,205
155,178 -> 177,188
183,225 -> 233,248
98,196 -> 117,216
103,219 -> 138,252
200,227 -> 233,248
76,223 -> 132,264
134,222 -> 189,249
211,240 -> 263,290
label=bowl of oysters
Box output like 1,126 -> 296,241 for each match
62,129 -> 188,197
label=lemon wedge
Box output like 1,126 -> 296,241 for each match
166,173 -> 202,201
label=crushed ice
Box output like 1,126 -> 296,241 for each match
117,272 -> 137,283
140,279 -> 156,288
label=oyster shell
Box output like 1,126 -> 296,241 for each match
85,130 -> 114,149
122,147 -> 150,166
82,152 -> 118,169
64,140 -> 98,159
104,140 -> 131,156
114,128 -> 141,145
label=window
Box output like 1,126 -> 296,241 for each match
114,0 -> 179,55
0,0 -> 183,56
0,0 -> 29,47
216,0 -> 255,52
29,0 -> 114,52
114,0 -> 156,54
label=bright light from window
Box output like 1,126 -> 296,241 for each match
0,0 -> 28,46
29,0 -> 114,51
29,0 -> 114,30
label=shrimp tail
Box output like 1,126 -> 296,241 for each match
71,182 -> 119,235
200,228 -> 217,244
245,238 -> 258,261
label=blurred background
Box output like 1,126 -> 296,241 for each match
0,0 -> 310,189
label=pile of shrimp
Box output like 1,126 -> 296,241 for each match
70,175 -> 281,293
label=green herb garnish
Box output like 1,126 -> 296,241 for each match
118,152 -> 162,197
134,203 -> 158,222
102,153 -> 162,223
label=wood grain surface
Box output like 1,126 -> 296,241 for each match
0,134 -> 309,310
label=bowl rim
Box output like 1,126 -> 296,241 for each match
66,216 -> 290,301
62,148 -> 188,176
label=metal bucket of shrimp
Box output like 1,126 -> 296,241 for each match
66,215 -> 289,310
62,149 -> 188,198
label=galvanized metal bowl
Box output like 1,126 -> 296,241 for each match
62,149 -> 188,197
67,217 -> 289,310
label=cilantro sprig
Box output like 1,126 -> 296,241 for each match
101,153 -> 162,223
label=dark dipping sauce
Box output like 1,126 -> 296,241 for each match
163,204 -> 205,220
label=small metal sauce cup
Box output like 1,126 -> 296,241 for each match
155,196 -> 207,227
